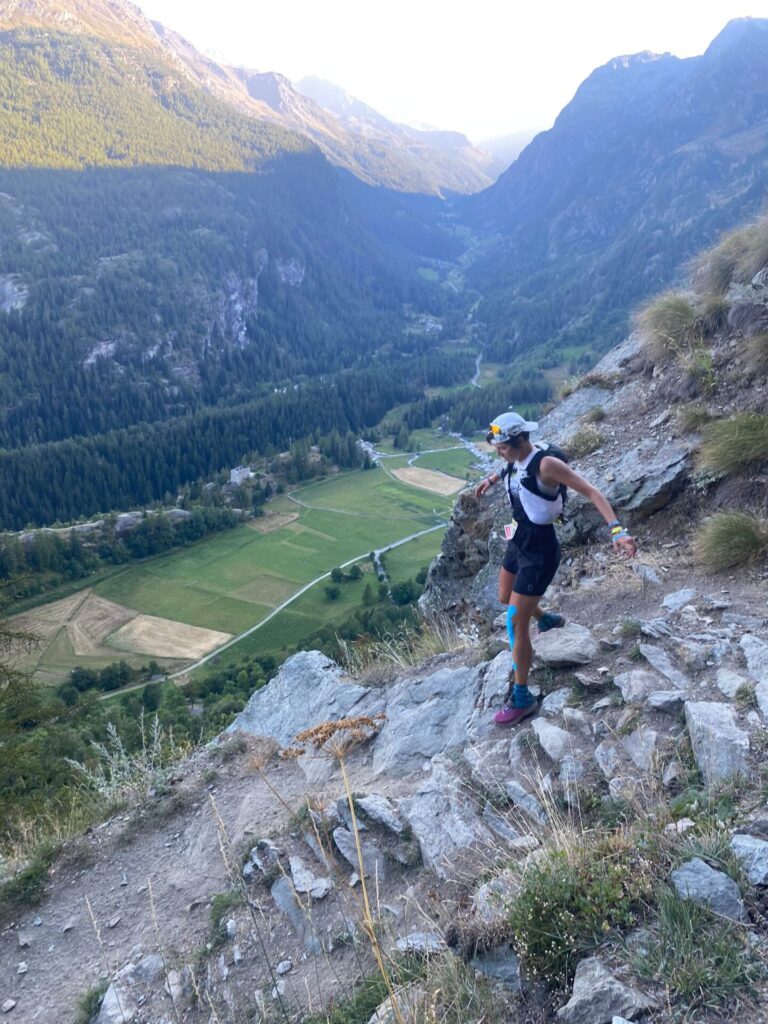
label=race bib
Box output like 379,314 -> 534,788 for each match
503,520 -> 518,540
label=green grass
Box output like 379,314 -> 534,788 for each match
631,888 -> 762,1014
382,532 -> 444,584
412,447 -> 480,479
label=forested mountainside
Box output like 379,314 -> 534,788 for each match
464,17 -> 768,364
0,10 -> 473,527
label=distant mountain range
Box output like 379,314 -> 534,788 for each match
0,1 -> 768,527
464,17 -> 768,358
0,0 -> 500,194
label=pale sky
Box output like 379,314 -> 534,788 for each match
136,0 -> 768,142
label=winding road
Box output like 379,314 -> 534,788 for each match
166,521 -> 447,680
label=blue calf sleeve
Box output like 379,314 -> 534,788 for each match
507,602 -> 520,667
507,604 -> 533,707
506,604 -> 517,670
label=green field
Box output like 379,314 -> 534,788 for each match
412,447 -> 481,479
19,465 -> 456,684
373,428 -> 460,456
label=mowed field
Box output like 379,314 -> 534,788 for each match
12,459 -> 461,685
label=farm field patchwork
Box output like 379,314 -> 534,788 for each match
10,465 -> 454,685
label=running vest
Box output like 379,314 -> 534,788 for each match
501,444 -> 568,526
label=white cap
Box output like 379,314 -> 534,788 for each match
487,411 -> 539,444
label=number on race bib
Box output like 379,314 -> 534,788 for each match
503,521 -> 518,540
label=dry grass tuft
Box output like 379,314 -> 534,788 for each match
694,511 -> 768,572
692,215 -> 768,296
699,413 -> 768,475
746,332 -> 768,377
678,404 -> 717,433
565,425 -> 603,459
338,617 -> 466,683
635,291 -> 699,364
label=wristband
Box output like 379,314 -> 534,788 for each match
488,474 -> 498,485
611,529 -> 629,543
607,519 -> 620,529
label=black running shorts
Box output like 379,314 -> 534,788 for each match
502,524 -> 561,597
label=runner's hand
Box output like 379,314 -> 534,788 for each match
475,478 -> 493,498
614,534 -> 637,558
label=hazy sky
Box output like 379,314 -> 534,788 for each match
136,1 -> 768,141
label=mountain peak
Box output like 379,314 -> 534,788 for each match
704,16 -> 768,58
0,0 -> 159,47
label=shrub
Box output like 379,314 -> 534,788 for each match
584,405 -> 605,423
566,425 -> 603,459
699,413 -> 768,474
509,831 -> 654,985
678,404 -> 716,433
0,841 -> 57,922
683,345 -> 715,395
693,511 -> 768,571
75,982 -> 108,1024
636,292 -> 698,364
631,888 -> 761,1013
746,333 -> 768,377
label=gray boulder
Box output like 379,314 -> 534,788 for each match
646,690 -> 686,712
685,702 -> 750,785
271,877 -> 322,954
470,946 -> 521,990
372,664 -> 483,774
356,794 -> 405,835
594,741 -> 625,781
333,828 -> 387,881
741,635 -> 768,684
638,644 -> 688,689
613,669 -> 665,704
730,834 -> 768,885
96,955 -> 165,1024
716,668 -> 749,699
532,719 -> 576,763
662,588 -> 696,612
556,956 -> 655,1024
604,439 -> 695,518
621,728 -> 658,771
532,624 -> 598,667
670,857 -> 748,921
289,856 -> 332,899
504,779 -> 548,825
399,756 -> 496,878
224,651 -> 379,747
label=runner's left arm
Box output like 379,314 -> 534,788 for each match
538,457 -> 637,557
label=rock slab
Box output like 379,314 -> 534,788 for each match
556,956 -> 655,1024
730,834 -> 768,885
532,624 -> 598,667
684,702 -> 750,785
670,857 -> 748,922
